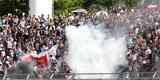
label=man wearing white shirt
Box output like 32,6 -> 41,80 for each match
48,45 -> 58,58
7,40 -> 12,49
20,18 -> 26,28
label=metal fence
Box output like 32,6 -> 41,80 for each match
1,72 -> 160,80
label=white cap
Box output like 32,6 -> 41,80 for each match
7,56 -> 10,59
8,13 -> 12,16
155,22 -> 159,25
27,25 -> 30,28
131,9 -> 134,12
6,61 -> 9,64
120,10 -> 124,13
22,12 -> 25,16
142,60 -> 147,64
117,13 -> 120,17
14,42 -> 17,45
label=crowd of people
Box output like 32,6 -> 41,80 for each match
0,5 -> 160,79
126,8 -> 160,73
62,6 -> 160,74
0,13 -> 71,79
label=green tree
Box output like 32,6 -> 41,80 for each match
0,0 -> 29,16
95,0 -> 118,9
124,0 -> 141,8
82,0 -> 94,8
54,0 -> 141,15
54,0 -> 84,15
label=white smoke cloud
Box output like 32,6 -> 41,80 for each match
65,24 -> 127,79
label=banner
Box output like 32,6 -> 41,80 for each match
20,54 -> 33,63
34,54 -> 48,68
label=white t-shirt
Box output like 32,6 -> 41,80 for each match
145,48 -> 152,55
14,18 -> 19,24
7,41 -> 12,49
20,20 -> 26,28
135,28 -> 139,34
132,54 -> 138,61
48,45 -> 58,56
1,51 -> 5,57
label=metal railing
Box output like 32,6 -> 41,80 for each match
1,72 -> 160,80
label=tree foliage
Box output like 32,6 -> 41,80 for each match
95,0 -> 119,8
0,0 -> 141,16
54,0 -> 141,15
124,0 -> 140,8
0,0 -> 29,16
54,0 -> 84,15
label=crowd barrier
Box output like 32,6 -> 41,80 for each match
1,72 -> 160,80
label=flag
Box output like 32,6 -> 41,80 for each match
34,54 -> 48,68
20,54 -> 33,63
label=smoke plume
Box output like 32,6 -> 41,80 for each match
65,24 -> 127,79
